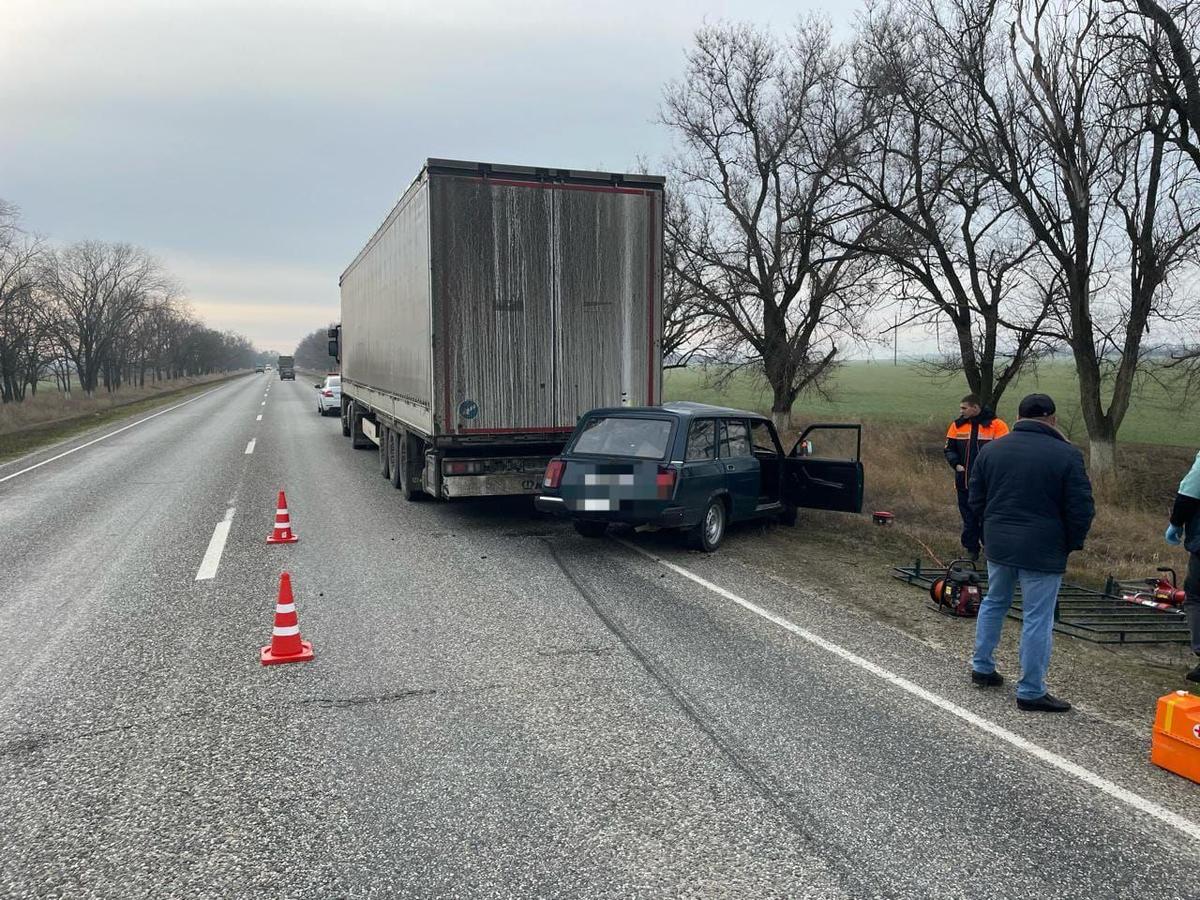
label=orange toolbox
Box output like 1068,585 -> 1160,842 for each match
1151,690 -> 1200,783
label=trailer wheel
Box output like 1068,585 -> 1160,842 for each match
398,429 -> 425,502
340,400 -> 351,437
378,424 -> 391,478
350,402 -> 371,450
388,429 -> 404,490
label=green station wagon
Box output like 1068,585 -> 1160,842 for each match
535,402 -> 864,551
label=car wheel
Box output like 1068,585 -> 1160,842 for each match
688,497 -> 726,552
340,401 -> 351,437
573,520 -> 608,538
378,425 -> 391,478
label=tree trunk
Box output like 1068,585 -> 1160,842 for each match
1088,435 -> 1116,479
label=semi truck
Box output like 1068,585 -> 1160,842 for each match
277,355 -> 295,380
331,158 -> 664,500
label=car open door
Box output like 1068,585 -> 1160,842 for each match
783,424 -> 863,513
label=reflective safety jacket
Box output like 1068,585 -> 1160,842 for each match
944,408 -> 1009,487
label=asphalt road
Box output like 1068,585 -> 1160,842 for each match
3,374 -> 1200,899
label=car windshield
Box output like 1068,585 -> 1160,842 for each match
572,416 -> 673,459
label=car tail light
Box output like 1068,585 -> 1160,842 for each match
322,389 -> 333,397
543,458 -> 566,489
656,465 -> 677,500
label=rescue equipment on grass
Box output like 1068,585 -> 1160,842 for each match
267,489 -> 299,544
929,559 -> 983,618
260,571 -> 314,666
1151,690 -> 1200,784
1121,567 -> 1186,612
872,511 -> 895,527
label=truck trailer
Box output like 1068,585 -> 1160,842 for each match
333,158 -> 664,500
277,355 -> 295,380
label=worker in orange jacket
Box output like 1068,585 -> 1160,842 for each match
945,393 -> 1009,561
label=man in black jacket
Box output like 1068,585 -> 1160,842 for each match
945,394 -> 1009,561
1164,452 -> 1200,682
967,394 -> 1095,712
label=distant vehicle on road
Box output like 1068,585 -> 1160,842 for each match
277,355 -> 295,380
535,402 -> 864,551
264,364 -> 273,373
333,158 -> 665,501
315,375 -> 341,416
255,364 -> 264,374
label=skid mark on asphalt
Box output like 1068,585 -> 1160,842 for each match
618,538 -> 1200,843
542,538 -> 870,899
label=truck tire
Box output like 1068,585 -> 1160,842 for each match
350,402 -> 372,450
688,497 -> 727,552
378,424 -> 391,478
398,429 -> 425,502
388,429 -> 404,491
340,400 -> 351,437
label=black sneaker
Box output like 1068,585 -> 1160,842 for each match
1186,664 -> 1200,684
1017,693 -> 1071,713
971,669 -> 1004,687
967,550 -> 981,563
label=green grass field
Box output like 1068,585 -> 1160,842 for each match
664,361 -> 1195,448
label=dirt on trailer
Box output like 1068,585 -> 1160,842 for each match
717,512 -> 1197,736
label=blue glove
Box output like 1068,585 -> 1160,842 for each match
1166,524 -> 1184,546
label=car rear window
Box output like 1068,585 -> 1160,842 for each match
572,416 -> 673,460
326,376 -> 341,385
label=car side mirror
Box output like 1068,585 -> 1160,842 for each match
791,440 -> 813,458
314,383 -> 322,388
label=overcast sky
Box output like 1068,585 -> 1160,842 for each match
3,0 -> 860,354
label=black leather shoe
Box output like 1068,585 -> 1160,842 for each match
1017,693 -> 1071,712
971,669 -> 1004,687
1186,664 -> 1200,684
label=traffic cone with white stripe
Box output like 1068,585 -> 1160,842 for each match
266,489 -> 299,544
260,571 -> 314,665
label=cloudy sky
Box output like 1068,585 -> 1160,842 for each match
2,0 -> 854,354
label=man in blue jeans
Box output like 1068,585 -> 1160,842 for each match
967,393 -> 1095,712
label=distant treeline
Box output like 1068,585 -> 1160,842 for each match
0,200 -> 259,402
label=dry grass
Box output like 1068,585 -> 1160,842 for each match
783,419 -> 1193,589
0,374 -> 234,435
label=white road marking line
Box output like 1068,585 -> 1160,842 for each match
256,415 -> 262,421
244,439 -> 256,455
260,401 -> 266,406
195,507 -> 236,581
0,385 -> 227,485
618,539 -> 1200,842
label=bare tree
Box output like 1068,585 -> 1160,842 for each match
660,192 -> 715,368
42,241 -> 163,397
841,4 -> 1052,408
661,20 -> 877,428
926,0 -> 1196,476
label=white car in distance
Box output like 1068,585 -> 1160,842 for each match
316,374 -> 342,416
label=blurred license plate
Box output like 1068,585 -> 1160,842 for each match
580,499 -> 614,511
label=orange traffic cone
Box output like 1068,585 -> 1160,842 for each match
260,571 -> 314,665
266,489 -> 299,544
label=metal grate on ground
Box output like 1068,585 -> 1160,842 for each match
892,559 -> 1189,645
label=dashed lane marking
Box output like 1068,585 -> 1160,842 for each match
195,507 -> 236,581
